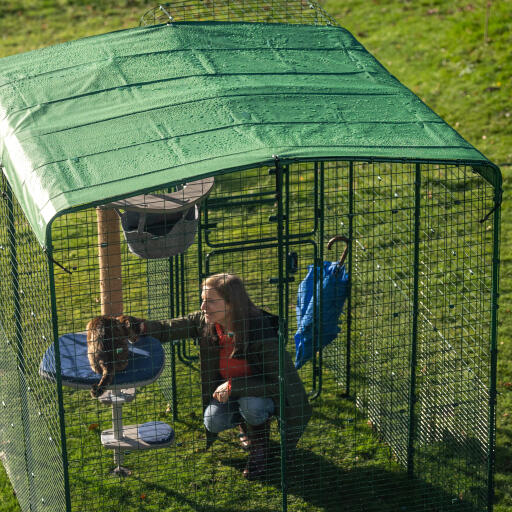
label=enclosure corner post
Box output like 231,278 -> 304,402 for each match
6,182 -> 37,510
275,156 -> 288,512
46,230 -> 73,512
309,161 -> 325,400
407,162 -> 421,477
316,162 -> 325,397
345,160 -> 354,396
487,188 -> 501,511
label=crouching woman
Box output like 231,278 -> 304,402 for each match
145,273 -> 311,479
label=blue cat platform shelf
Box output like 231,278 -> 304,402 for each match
39,332 -> 172,475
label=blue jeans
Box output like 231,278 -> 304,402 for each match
204,396 -> 274,433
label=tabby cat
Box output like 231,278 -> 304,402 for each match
86,315 -> 145,398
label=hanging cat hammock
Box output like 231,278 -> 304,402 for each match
102,177 -> 214,259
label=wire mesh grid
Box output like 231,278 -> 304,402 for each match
322,161 -> 495,510
413,164 -> 495,508
140,0 -> 338,27
0,159 -> 497,512
0,174 -> 67,511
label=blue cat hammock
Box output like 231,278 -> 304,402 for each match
40,332 -> 172,475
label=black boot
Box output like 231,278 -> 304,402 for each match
242,420 -> 271,480
238,421 -> 251,451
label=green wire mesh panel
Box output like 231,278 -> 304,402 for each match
140,0 -> 338,26
322,161 -> 496,511
0,175 -> 67,512
414,164 -> 494,507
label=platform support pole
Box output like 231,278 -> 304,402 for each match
96,208 -> 127,473
112,397 -> 125,468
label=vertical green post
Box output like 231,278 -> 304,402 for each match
313,160 -> 320,235
345,161 -> 354,396
407,162 -> 421,476
197,207 -> 203,280
180,253 -> 185,315
6,184 -> 36,509
169,257 -> 175,317
174,256 -> 180,316
275,156 -> 288,512
156,255 -> 178,420
284,163 -> 290,337
310,162 -> 319,397
169,256 -> 179,419
169,340 -> 177,420
317,162 -> 325,396
488,187 -> 501,511
178,251 -> 189,361
310,162 -> 324,400
46,233 -> 72,512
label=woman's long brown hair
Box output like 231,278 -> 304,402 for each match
202,273 -> 260,357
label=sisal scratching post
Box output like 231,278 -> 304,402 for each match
96,208 -> 123,316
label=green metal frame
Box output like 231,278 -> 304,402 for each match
6,184 -> 36,509
488,189 -> 501,510
46,236 -> 72,512
0,154 -> 501,512
406,163 -> 421,476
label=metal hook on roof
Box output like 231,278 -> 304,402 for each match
159,4 -> 174,23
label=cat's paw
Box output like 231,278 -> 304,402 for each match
90,385 -> 101,398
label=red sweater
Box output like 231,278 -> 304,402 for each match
215,323 -> 252,381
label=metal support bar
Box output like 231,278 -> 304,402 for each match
180,253 -> 186,319
284,163 -> 291,349
46,235 -> 72,512
176,253 -> 197,365
407,163 -> 421,476
169,343 -> 177,421
275,156 -> 288,512
112,400 -> 124,467
7,184 -> 37,509
168,256 -> 179,419
310,162 -> 324,400
487,187 -> 501,512
169,256 -> 175,318
345,161 -> 354,396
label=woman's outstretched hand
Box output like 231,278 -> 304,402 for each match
213,381 -> 230,403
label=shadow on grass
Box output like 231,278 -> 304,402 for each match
131,465 -> 273,512
216,441 -> 482,512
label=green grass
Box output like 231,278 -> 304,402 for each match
0,1 -> 511,511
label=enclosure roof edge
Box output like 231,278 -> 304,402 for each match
0,21 -> 497,248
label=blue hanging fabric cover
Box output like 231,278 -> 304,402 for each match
294,251 -> 349,369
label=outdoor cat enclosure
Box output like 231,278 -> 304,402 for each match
0,2 -> 501,511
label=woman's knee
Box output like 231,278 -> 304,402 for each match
204,404 -> 227,433
203,401 -> 237,433
238,396 -> 274,426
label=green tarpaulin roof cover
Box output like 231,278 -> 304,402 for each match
0,21 -> 499,247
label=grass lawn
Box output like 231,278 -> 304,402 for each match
0,1 -> 510,511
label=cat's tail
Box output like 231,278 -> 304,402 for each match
91,366 -> 113,398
